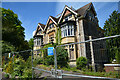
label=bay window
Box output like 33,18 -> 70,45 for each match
61,24 -> 74,38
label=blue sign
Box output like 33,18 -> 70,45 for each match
48,47 -> 54,56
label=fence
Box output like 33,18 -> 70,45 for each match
2,35 -> 120,79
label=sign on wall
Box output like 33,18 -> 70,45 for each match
48,47 -> 54,56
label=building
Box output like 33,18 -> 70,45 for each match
33,2 -> 108,66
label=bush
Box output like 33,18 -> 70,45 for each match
4,73 -> 9,78
33,58 -> 44,66
56,47 -> 68,67
42,44 -> 69,67
76,57 -> 87,70
45,56 -> 54,65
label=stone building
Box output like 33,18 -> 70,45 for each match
33,2 -> 108,66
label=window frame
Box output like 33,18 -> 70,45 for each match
61,23 -> 74,38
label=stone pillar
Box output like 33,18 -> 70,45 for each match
74,44 -> 76,60
68,45 -> 70,59
76,18 -> 82,57
80,20 -> 86,57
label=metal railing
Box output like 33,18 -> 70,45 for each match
2,34 -> 120,79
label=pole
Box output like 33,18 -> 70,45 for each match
54,47 -> 57,78
31,50 -> 34,78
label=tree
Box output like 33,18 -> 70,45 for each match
2,8 -> 29,51
28,38 -> 34,49
103,10 -> 120,63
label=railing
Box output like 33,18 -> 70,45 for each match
2,34 -> 120,79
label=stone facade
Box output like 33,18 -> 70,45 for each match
33,2 -> 108,66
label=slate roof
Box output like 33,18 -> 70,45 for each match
75,2 -> 96,16
75,2 -> 92,16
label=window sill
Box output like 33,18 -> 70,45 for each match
61,35 -> 75,39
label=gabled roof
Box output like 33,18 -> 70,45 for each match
75,2 -> 97,17
34,23 -> 45,37
44,16 -> 59,31
38,23 -> 45,30
58,5 -> 78,24
58,2 -> 96,23
50,16 -> 59,23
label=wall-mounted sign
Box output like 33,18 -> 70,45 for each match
48,47 -> 54,56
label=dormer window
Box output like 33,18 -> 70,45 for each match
38,29 -> 42,34
48,23 -> 54,29
65,14 -> 72,21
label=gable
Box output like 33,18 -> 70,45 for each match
64,10 -> 71,17
48,20 -> 53,25
58,5 -> 77,24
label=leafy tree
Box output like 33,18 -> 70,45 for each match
2,41 -> 15,55
103,10 -> 120,63
28,38 -> 34,49
2,8 -> 29,51
2,8 -> 30,60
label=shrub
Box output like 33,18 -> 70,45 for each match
56,47 -> 68,67
33,58 -> 43,66
42,44 -> 69,67
76,57 -> 87,70
45,56 -> 54,65
4,73 -> 9,78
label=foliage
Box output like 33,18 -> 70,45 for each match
45,56 -> 54,65
33,57 -> 43,66
4,56 -> 32,78
11,57 -> 25,78
4,73 -> 9,78
42,45 -> 68,67
2,41 -> 15,55
2,8 -> 30,59
56,47 -> 68,67
5,60 -> 14,74
76,57 -> 88,69
55,28 -> 62,44
103,10 -> 120,63
42,43 -> 53,58
28,38 -> 34,49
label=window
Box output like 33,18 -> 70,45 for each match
38,29 -> 42,34
48,23 -> 54,29
65,14 -> 72,21
49,34 -> 54,43
61,24 -> 74,38
69,49 -> 74,59
34,38 -> 41,46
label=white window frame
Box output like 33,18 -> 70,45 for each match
61,24 -> 74,38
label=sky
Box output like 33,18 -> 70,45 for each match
2,2 -> 118,41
